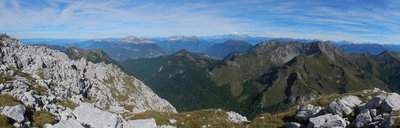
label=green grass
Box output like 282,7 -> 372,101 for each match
0,94 -> 21,107
32,110 -> 57,127
0,115 -> 13,128
309,94 -> 341,107
125,107 -> 299,128
126,109 -> 248,128
57,99 -> 78,109
32,85 -> 48,96
0,73 -> 16,84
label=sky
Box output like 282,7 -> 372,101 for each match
0,0 -> 400,44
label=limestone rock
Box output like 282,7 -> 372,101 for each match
354,109 -> 372,128
47,119 -> 85,128
307,114 -> 346,128
226,111 -> 248,123
1,104 -> 26,122
381,93 -> 400,112
0,36 -> 176,114
364,93 -> 387,109
328,95 -> 362,117
295,104 -> 323,121
73,103 -> 123,128
158,125 -> 177,128
123,118 -> 157,128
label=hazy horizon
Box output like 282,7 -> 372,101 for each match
1,0 -> 400,44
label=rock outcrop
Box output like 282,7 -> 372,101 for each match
327,95 -> 362,117
226,111 -> 248,123
0,35 -> 176,127
73,103 -> 123,128
295,104 -> 323,122
307,114 -> 346,128
290,89 -> 400,128
1,104 -> 25,122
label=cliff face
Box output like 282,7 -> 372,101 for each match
0,35 -> 176,126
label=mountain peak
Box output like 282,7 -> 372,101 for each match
93,38 -> 116,43
166,36 -> 198,41
247,41 -> 343,63
225,32 -> 252,38
1,34 -> 21,46
121,35 -> 154,44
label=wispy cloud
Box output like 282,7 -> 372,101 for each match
0,0 -> 399,44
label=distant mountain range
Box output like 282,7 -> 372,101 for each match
338,43 -> 400,55
205,39 -> 253,59
121,40 -> 400,119
155,36 -> 213,54
22,35 -> 400,62
76,36 -> 165,62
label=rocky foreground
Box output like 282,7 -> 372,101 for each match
288,88 -> 400,128
0,34 -> 177,127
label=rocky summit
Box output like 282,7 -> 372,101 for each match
0,35 -> 176,127
290,89 -> 400,128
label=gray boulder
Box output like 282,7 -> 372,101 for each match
364,93 -> 387,109
123,118 -> 157,128
307,114 -> 346,128
328,95 -> 362,117
354,109 -> 372,128
73,103 -> 123,128
1,104 -> 26,122
285,122 -> 304,128
295,104 -> 323,121
381,93 -> 400,112
47,119 -> 85,128
226,111 -> 248,123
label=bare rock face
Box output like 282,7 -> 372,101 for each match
291,90 -> 400,128
307,114 -> 346,128
47,119 -> 85,128
327,95 -> 362,117
73,103 -> 123,128
226,111 -> 248,123
354,109 -> 372,128
295,104 -> 323,122
0,35 -> 176,113
381,93 -> 400,112
1,104 -> 26,122
364,93 -> 388,109
123,118 -> 157,128
0,35 -> 176,127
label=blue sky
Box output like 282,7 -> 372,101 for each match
1,0 -> 400,44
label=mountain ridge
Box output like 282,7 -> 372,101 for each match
0,34 -> 176,127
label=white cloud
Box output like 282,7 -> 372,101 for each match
0,0 -> 399,44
